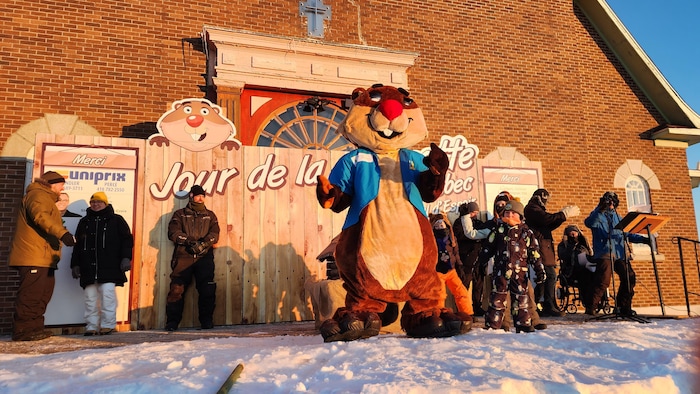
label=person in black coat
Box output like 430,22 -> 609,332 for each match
523,189 -> 579,317
71,191 -> 133,336
165,185 -> 220,331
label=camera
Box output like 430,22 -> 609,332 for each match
600,191 -> 619,208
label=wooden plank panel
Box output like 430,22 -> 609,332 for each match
241,146 -> 262,324
223,146 -> 245,325
209,146 -> 230,326
287,149 -> 315,321
126,138 -> 146,329
138,139 -> 176,329
258,147 -> 278,323
273,147 -> 292,322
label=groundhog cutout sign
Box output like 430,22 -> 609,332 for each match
150,98 -> 241,152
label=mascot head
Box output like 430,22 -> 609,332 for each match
337,84 -> 428,154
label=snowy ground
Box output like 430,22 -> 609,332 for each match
0,316 -> 697,393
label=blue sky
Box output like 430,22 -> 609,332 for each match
606,0 -> 700,236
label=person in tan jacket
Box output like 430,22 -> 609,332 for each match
9,171 -> 76,341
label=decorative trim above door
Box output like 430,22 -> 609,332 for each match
203,26 -> 419,95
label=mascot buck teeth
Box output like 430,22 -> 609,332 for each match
316,84 -> 472,342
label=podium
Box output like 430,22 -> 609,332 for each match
615,212 -> 670,315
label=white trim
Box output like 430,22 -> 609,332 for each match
203,27 -> 419,95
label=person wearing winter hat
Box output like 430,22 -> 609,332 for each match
557,225 -> 594,313
453,200 -> 490,316
477,199 -> 546,333
71,191 -> 133,336
481,192 -> 545,330
584,191 -> 650,316
165,185 -> 220,331
524,188 -> 580,317
492,191 -> 513,219
9,171 -> 76,341
429,212 -> 473,329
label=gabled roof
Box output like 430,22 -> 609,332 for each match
576,0 -> 700,143
576,0 -> 700,188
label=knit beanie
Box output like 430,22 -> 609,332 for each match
493,191 -> 513,217
90,191 -> 109,204
41,171 -> 66,184
504,199 -> 524,217
466,201 -> 479,214
494,191 -> 511,204
190,185 -> 206,196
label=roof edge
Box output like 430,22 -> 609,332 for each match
575,0 -> 700,132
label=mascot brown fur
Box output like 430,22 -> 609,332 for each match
316,84 -> 471,342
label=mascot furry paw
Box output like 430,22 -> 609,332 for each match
316,84 -> 470,342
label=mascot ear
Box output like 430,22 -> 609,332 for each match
351,88 -> 366,100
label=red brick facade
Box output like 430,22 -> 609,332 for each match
1,1 -> 697,333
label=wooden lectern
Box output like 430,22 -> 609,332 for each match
615,212 -> 670,315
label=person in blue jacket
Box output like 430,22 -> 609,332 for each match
584,191 -> 650,316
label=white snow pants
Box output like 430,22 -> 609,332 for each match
84,283 -> 117,331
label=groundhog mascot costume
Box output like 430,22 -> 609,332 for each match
316,84 -> 471,342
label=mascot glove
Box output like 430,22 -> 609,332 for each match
423,143 -> 449,175
61,232 -> 76,246
561,205 -> 580,219
71,266 -> 80,279
120,258 -> 132,272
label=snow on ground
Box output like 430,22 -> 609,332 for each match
0,318 -> 697,393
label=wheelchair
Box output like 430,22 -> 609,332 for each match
557,271 -> 613,315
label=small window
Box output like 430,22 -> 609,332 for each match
625,176 -> 651,213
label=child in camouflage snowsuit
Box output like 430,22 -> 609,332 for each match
478,199 -> 546,332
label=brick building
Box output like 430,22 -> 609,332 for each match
1,0 -> 699,333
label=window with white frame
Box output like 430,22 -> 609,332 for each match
625,176 -> 651,213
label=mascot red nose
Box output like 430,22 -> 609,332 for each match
316,84 -> 472,342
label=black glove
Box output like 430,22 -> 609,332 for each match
71,266 -> 80,279
190,240 -> 210,255
184,236 -> 197,245
535,270 -> 546,284
61,232 -> 76,246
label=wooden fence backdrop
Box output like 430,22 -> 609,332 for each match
36,134 -> 347,330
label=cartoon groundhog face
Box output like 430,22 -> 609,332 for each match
155,98 -> 236,152
337,84 -> 428,154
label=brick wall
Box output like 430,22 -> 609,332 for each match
0,160 -> 28,331
0,0 -> 697,333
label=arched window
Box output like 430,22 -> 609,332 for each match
253,101 -> 353,151
625,176 -> 651,213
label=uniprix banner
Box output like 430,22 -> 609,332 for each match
40,143 -> 138,326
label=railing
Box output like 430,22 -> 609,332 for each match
671,237 -> 700,316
